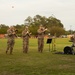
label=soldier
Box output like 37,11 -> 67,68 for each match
22,26 -> 31,53
6,26 -> 16,54
71,33 -> 75,47
37,25 -> 47,53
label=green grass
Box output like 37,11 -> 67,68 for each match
0,38 -> 75,75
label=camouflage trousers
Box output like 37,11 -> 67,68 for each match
6,39 -> 15,54
23,38 -> 29,53
38,38 -> 44,53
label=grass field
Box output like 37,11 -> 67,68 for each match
0,38 -> 75,75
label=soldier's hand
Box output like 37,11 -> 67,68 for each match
45,28 -> 47,31
27,31 -> 29,33
30,33 -> 32,35
13,32 -> 16,34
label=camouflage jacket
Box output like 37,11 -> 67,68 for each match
7,29 -> 15,39
22,30 -> 30,39
37,28 -> 45,38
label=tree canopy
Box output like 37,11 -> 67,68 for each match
24,15 -> 65,36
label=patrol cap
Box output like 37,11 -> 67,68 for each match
25,25 -> 28,29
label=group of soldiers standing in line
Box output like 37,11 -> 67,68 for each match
6,25 -> 48,54
6,24 -> 75,55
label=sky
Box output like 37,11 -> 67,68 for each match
0,0 -> 75,30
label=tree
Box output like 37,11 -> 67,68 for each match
29,25 -> 38,36
24,15 -> 65,36
50,26 -> 65,37
46,16 -> 63,28
0,24 -> 9,34
24,16 -> 33,25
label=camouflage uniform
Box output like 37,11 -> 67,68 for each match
37,25 -> 47,53
6,26 -> 16,54
22,26 -> 30,53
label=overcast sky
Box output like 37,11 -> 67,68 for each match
0,0 -> 75,30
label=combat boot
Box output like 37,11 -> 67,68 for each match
6,50 -> 8,54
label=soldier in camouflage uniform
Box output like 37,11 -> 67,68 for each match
6,26 -> 16,54
22,26 -> 31,53
37,25 -> 47,53
71,33 -> 75,47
